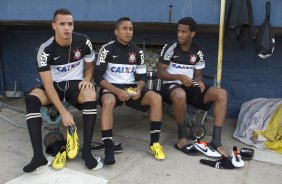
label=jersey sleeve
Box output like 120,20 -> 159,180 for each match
194,50 -> 205,69
37,44 -> 52,72
84,36 -> 95,62
158,43 -> 172,65
135,49 -> 147,82
94,43 -> 111,85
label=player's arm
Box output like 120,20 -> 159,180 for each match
130,49 -> 146,100
193,50 -> 206,91
194,69 -> 203,83
157,62 -> 177,81
39,71 -> 74,126
79,38 -> 95,90
135,49 -> 147,91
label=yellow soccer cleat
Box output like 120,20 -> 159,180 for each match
149,142 -> 166,160
66,125 -> 79,159
52,147 -> 67,170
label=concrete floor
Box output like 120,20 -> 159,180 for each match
0,97 -> 281,184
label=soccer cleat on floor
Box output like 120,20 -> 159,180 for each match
231,146 -> 245,168
200,157 -> 235,169
90,141 -> 124,153
66,125 -> 79,159
240,148 -> 254,160
149,142 -> 165,160
52,146 -> 67,170
113,141 -> 124,153
194,140 -> 222,158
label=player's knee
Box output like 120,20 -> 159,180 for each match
217,89 -> 228,102
149,92 -> 162,105
101,96 -> 115,108
81,88 -> 96,100
172,91 -> 186,104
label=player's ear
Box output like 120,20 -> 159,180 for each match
52,22 -> 56,30
191,31 -> 196,38
114,29 -> 118,36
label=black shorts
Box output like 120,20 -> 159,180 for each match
36,80 -> 83,109
99,84 -> 150,112
160,83 -> 212,111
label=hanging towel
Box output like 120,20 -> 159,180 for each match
225,0 -> 255,49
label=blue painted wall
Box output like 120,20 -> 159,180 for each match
1,0 -> 282,117
1,30 -> 281,117
1,0 -> 282,26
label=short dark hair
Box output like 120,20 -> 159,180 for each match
178,17 -> 197,32
53,8 -> 72,21
115,17 -> 131,29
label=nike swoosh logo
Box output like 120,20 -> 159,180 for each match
195,144 -> 208,152
113,55 -> 119,58
173,55 -> 180,58
54,56 -> 60,60
186,145 -> 194,150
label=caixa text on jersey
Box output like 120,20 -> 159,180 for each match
55,61 -> 81,72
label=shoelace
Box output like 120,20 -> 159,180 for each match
152,145 -> 163,154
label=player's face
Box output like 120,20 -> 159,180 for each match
115,21 -> 133,45
52,14 -> 74,41
177,24 -> 195,45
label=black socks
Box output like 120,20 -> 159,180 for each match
24,95 -> 48,173
177,122 -> 187,139
102,129 -> 115,165
150,121 -> 162,146
81,101 -> 98,169
23,156 -> 48,173
210,126 -> 223,149
81,152 -> 98,169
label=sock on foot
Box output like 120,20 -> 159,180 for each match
81,151 -> 98,169
150,121 -> 161,146
104,146 -> 115,165
209,142 -> 222,150
210,125 -> 222,148
23,156 -> 48,173
102,130 -> 115,165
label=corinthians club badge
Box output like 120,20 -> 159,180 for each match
190,54 -> 196,64
73,49 -> 81,60
128,52 -> 136,63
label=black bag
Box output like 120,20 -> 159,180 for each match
255,1 -> 275,59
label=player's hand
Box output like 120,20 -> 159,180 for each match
61,111 -> 75,127
116,88 -> 130,102
130,88 -> 141,100
197,81 -> 205,93
78,80 -> 95,90
178,75 -> 193,87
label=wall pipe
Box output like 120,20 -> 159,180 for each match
216,0 -> 226,88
